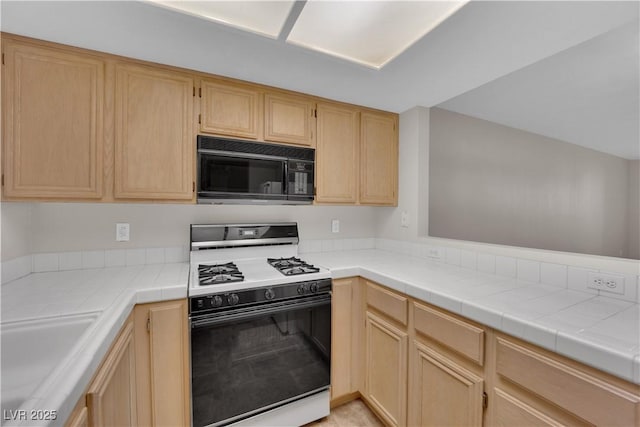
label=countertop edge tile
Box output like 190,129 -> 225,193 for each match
556,331 -> 635,381
2,263 -> 189,426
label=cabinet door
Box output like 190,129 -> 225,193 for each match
65,407 -> 88,427
315,102 -> 359,203
200,79 -> 261,139
408,340 -> 484,427
365,311 -> 408,427
2,39 -> 104,199
264,92 -> 315,146
87,320 -> 136,427
114,63 -> 193,200
331,278 -> 354,401
360,111 -> 398,205
134,300 -> 190,427
493,388 -> 565,427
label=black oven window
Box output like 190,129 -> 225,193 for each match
191,303 -> 330,427
200,155 -> 284,195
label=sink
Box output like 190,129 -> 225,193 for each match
1,312 -> 99,413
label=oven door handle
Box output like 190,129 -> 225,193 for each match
190,294 -> 331,329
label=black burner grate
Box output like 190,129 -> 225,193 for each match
199,262 -> 244,285
267,257 -> 320,276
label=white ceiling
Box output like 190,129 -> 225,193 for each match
1,1 -> 638,158
438,20 -> 640,160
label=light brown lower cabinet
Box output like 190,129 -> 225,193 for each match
134,299 -> 190,427
86,315 -> 137,427
332,277 -> 640,427
364,311 -> 408,427
408,340 -> 484,427
64,300 -> 190,427
492,388 -> 565,427
331,278 -> 354,401
65,406 -> 88,427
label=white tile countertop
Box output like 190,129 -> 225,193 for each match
305,249 -> 640,385
0,262 -> 189,427
1,248 -> 638,426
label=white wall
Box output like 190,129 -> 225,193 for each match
628,160 -> 640,259
375,106 -> 639,274
24,203 -> 377,254
0,202 -> 32,260
429,108 -> 632,259
375,107 -> 430,239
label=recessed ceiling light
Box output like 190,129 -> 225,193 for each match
287,0 -> 469,69
146,0 -> 296,38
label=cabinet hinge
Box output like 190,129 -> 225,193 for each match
198,114 -> 201,124
1,53 -> 4,65
313,186 -> 316,196
146,317 -> 151,333
314,109 -> 317,118
199,87 -> 202,98
192,181 -> 195,192
1,174 -> 4,186
482,392 -> 488,410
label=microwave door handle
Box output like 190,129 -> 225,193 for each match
198,149 -> 288,162
283,161 -> 288,195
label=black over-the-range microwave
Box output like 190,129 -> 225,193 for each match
196,135 -> 315,204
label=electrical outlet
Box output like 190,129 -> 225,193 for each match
331,219 -> 340,233
401,211 -> 409,228
427,247 -> 443,260
587,272 -> 624,295
116,223 -> 130,242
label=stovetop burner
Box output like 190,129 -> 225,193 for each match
267,257 -> 320,276
199,262 -> 244,285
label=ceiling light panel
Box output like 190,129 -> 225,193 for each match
147,1 -> 295,38
287,0 -> 468,68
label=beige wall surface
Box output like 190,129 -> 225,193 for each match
1,202 -> 33,261
22,203 -> 377,254
429,108 -> 634,259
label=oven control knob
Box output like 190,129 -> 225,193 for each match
264,289 -> 275,300
309,282 -> 319,293
212,295 -> 223,307
297,284 -> 307,295
227,293 -> 240,306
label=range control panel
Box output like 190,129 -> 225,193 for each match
189,278 -> 332,315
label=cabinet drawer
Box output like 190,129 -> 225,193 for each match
496,337 -> 640,426
365,281 -> 407,326
413,302 -> 484,366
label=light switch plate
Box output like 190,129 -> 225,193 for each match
116,223 -> 130,241
331,219 -> 340,233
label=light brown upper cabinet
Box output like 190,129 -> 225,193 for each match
315,102 -> 359,203
360,111 -> 398,205
114,63 -> 194,200
200,79 -> 262,140
2,38 -> 104,199
264,91 -> 315,146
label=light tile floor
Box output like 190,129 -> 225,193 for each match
305,399 -> 384,427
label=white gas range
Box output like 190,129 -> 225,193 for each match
188,223 -> 332,427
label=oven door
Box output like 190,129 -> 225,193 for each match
190,295 -> 331,427
198,150 -> 287,202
